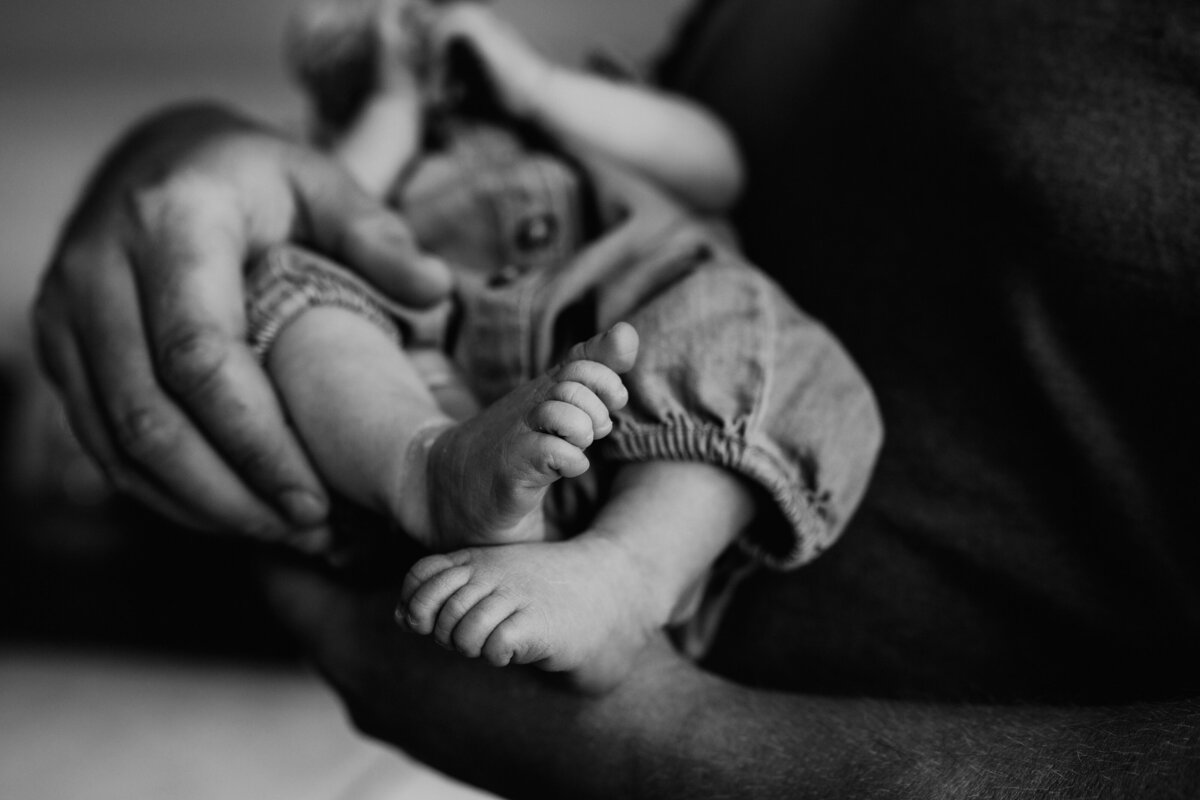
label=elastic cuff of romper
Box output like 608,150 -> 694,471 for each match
245,245 -> 403,360
601,423 -> 838,570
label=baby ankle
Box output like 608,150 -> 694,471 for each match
388,420 -> 454,548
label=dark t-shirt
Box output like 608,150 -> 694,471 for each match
658,0 -> 1200,702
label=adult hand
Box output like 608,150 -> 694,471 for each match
265,552 -> 1200,800
33,102 -> 451,548
262,553 -> 708,800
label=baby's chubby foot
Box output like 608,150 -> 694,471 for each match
398,323 -> 639,550
397,533 -> 664,693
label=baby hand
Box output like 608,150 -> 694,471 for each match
431,2 -> 553,119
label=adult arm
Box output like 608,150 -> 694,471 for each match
266,558 -> 1200,800
33,102 -> 450,546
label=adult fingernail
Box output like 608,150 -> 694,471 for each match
290,525 -> 333,555
280,489 -> 328,527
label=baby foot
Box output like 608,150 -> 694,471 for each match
397,533 -> 665,693
406,322 -> 639,550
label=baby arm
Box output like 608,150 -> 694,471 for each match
295,0 -> 430,197
434,3 -> 744,213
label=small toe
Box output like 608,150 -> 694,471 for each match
432,580 -> 498,650
562,323 -> 639,375
481,609 -> 550,668
403,563 -> 473,635
552,360 -> 628,411
400,552 -> 460,606
526,400 -> 594,448
546,380 -> 612,439
451,590 -> 521,658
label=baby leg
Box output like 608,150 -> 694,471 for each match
267,288 -> 638,550
266,303 -> 453,544
398,460 -> 756,694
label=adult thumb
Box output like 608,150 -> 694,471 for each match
288,148 -> 452,307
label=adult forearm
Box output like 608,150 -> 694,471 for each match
266,561 -> 1200,799
528,663 -> 1200,799
631,685 -> 1200,799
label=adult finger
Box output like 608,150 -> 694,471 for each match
32,282 -> 199,528
129,173 -> 331,535
74,245 -> 295,542
286,146 -> 453,306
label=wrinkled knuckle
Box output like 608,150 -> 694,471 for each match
52,242 -> 99,282
127,170 -> 223,233
111,403 -> 178,464
126,176 -> 178,231
157,326 -> 231,397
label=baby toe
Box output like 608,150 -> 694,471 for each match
562,322 -> 639,375
526,399 -> 594,448
452,590 -> 520,658
403,563 -> 472,635
433,580 -> 495,650
481,610 -> 549,668
547,380 -> 612,439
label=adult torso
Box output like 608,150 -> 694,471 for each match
659,0 -> 1200,702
